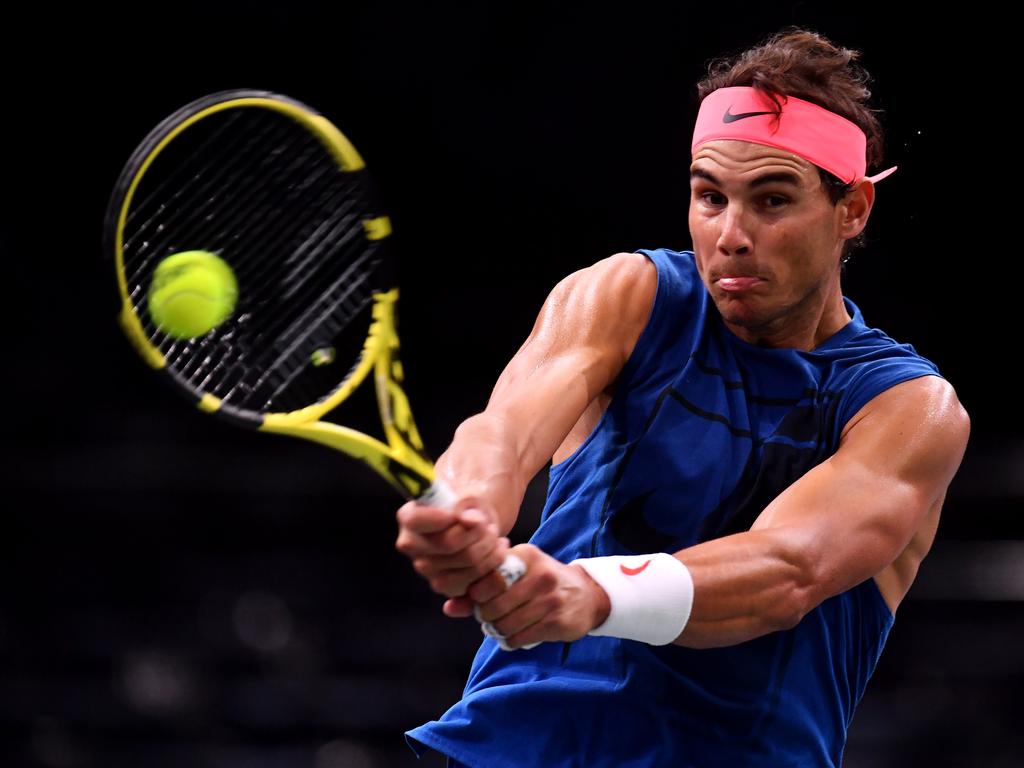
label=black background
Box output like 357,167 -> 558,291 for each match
4,3 -> 1020,767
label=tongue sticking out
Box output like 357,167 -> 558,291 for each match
718,277 -> 763,292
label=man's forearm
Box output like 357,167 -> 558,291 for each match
435,411 -> 532,535
671,529 -> 815,649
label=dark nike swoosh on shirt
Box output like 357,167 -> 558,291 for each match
723,107 -> 774,123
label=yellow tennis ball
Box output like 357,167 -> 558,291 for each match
147,251 -> 238,339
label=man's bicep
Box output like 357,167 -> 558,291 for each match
484,252 -> 657,474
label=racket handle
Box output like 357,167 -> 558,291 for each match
418,481 -> 537,650
419,480 -> 526,586
417,481 -> 524,581
419,479 -> 528,589
417,478 -> 458,510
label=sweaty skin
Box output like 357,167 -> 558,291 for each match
395,139 -> 970,650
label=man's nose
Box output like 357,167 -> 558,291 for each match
717,204 -> 753,256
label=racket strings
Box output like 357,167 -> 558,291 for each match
187,235 -> 372,410
249,249 -> 379,408
126,118 -> 316,373
227,204 -> 381,407
129,119 -> 324,310
190,185 -> 377,411
197,185 -> 375,404
231,178 -> 364,340
185,163 -> 375,404
121,106 -> 389,415
125,110 -> 293,295
125,119 -> 309,353
166,139 -> 349,389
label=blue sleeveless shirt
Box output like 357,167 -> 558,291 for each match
407,248 -> 941,767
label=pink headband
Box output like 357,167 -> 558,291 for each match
692,86 -> 896,184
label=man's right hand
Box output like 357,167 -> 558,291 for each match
395,500 -> 511,599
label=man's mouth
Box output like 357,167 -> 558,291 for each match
716,276 -> 764,292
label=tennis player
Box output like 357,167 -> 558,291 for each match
397,28 -> 970,767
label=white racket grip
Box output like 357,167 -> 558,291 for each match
417,481 -> 537,650
418,480 -> 528,595
418,478 -> 458,510
419,479 -> 525,594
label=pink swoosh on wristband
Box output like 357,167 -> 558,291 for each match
620,559 -> 652,576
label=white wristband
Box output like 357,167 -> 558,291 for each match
570,553 -> 694,646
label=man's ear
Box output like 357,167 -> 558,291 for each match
838,178 -> 875,240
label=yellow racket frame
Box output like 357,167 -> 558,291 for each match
112,93 -> 436,499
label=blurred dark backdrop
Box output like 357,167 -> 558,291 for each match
4,2 -> 1020,767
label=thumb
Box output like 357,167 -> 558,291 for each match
443,595 -> 475,618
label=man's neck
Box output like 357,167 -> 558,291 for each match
724,287 -> 851,352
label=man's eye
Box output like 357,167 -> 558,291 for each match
699,191 -> 724,204
764,195 -> 789,208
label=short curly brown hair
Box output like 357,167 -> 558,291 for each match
696,27 -> 888,264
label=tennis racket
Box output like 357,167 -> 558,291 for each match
104,90 -> 526,608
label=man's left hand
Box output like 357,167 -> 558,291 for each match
443,544 -> 612,649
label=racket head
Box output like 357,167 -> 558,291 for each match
106,90 -> 432,495
106,90 -> 394,421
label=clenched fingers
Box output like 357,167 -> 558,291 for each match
418,537 -> 511,597
396,501 -> 458,534
412,534 -> 509,577
396,506 -> 494,558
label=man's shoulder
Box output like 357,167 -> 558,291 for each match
572,252 -> 659,317
627,248 -> 705,308
591,251 -> 660,285
838,375 -> 970,470
853,375 -> 964,420
582,250 -> 704,391
632,247 -> 697,275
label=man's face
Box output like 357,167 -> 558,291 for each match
688,139 -> 851,341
